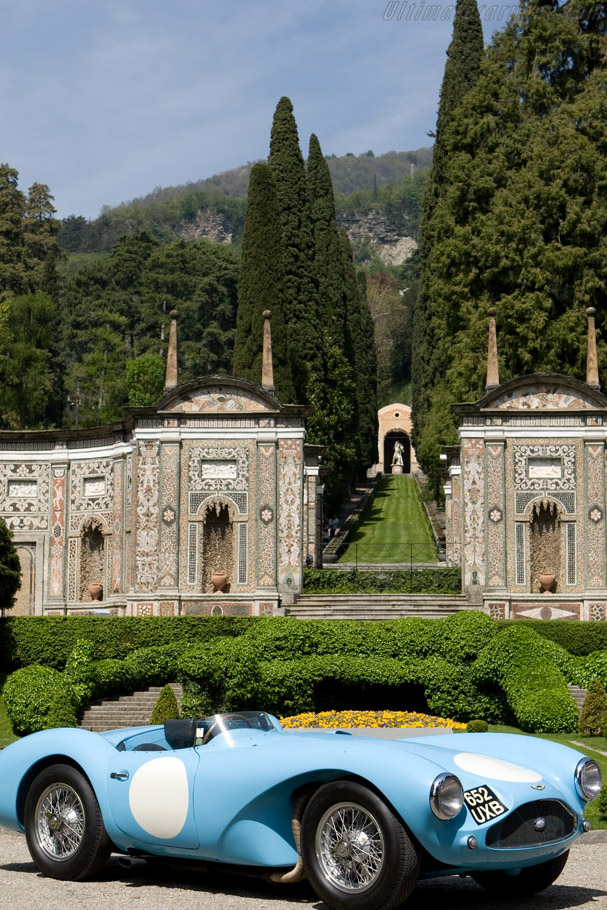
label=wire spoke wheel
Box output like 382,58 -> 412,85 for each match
317,802 -> 384,893
35,783 -> 86,861
25,764 -> 112,881
302,781 -> 420,910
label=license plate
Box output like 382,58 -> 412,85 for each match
463,784 -> 508,825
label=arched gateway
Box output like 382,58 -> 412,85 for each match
377,404 -> 419,475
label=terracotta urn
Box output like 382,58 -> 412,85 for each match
211,572 -> 228,593
538,573 -> 556,594
88,582 -> 103,602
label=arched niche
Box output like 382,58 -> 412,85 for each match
201,499 -> 236,593
79,516 -> 106,601
383,429 -> 411,474
528,498 -> 562,593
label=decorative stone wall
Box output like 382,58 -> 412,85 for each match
0,378 -> 320,616
447,373 -> 607,619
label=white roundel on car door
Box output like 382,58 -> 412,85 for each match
453,753 -> 542,783
128,757 -> 190,838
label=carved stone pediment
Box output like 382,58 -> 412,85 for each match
479,374 -> 607,412
156,377 -> 279,414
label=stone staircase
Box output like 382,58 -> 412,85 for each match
285,594 -> 471,620
79,683 -> 183,733
568,685 -> 588,713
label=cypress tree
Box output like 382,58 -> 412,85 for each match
0,164 -> 27,298
339,229 -> 378,473
307,133 -> 348,350
233,163 -> 294,400
269,97 -> 322,402
412,0 -> 484,471
415,0 -> 607,486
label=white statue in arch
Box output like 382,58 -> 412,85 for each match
392,440 -> 405,468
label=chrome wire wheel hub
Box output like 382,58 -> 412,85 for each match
35,783 -> 85,861
316,801 -> 385,893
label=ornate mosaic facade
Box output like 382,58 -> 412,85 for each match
445,374 -> 607,620
2,378 -> 321,617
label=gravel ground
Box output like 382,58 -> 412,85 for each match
0,829 -> 605,910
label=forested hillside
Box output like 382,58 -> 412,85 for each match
413,0 -> 607,489
58,148 -> 431,261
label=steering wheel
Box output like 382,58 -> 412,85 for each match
201,713 -> 254,745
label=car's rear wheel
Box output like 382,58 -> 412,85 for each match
25,763 -> 112,880
471,850 -> 569,896
301,780 -> 419,910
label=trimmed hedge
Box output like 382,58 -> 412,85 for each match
0,615 -> 257,672
473,625 -> 578,733
4,611 -> 606,736
303,568 -> 461,594
3,665 -> 70,735
504,619 -> 607,657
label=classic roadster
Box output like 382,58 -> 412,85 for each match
0,712 -> 601,910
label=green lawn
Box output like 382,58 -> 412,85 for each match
0,674 -> 17,749
485,725 -> 607,830
340,475 -> 438,563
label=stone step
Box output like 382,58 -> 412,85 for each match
286,594 -> 469,620
79,683 -> 182,732
568,685 -> 588,713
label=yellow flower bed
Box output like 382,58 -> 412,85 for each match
279,710 -> 466,730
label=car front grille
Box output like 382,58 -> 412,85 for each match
486,800 -> 576,849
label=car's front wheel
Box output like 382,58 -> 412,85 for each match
25,763 -> 112,880
471,850 -> 569,896
301,780 -> 420,910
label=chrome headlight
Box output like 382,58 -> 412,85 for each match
430,773 -> 464,820
575,757 -> 602,802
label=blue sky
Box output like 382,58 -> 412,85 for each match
0,0 -> 511,219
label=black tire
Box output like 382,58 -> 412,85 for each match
472,850 -> 569,896
301,781 -> 420,910
24,763 -> 112,880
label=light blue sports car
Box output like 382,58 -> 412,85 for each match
0,712 -> 601,910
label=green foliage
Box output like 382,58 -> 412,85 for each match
45,689 -> 78,729
269,96 -> 322,403
474,625 -> 578,733
413,2 -> 607,484
232,163 -> 294,401
573,649 -> 607,688
466,719 -> 489,732
126,353 -> 165,407
598,785 -> 607,819
0,615 -> 256,672
3,665 -> 69,735
4,613 -> 601,737
510,620 -> 607,656
61,234 -> 239,426
578,680 -> 607,737
0,518 -> 22,612
302,568 -> 461,594
150,684 -> 180,724
63,639 -> 96,708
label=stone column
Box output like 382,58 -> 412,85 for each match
257,441 -> 277,588
485,442 -> 507,589
585,441 -> 606,588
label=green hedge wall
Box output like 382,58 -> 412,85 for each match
303,568 -> 462,594
0,615 -> 257,672
3,611 -> 605,736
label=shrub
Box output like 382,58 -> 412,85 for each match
3,665 -> 69,735
45,689 -> 78,728
302,567 -> 461,595
578,680 -> 607,737
572,649 -> 607,689
466,719 -> 489,733
150,685 -> 180,724
63,639 -> 96,708
473,625 -> 578,733
598,785 -> 607,819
